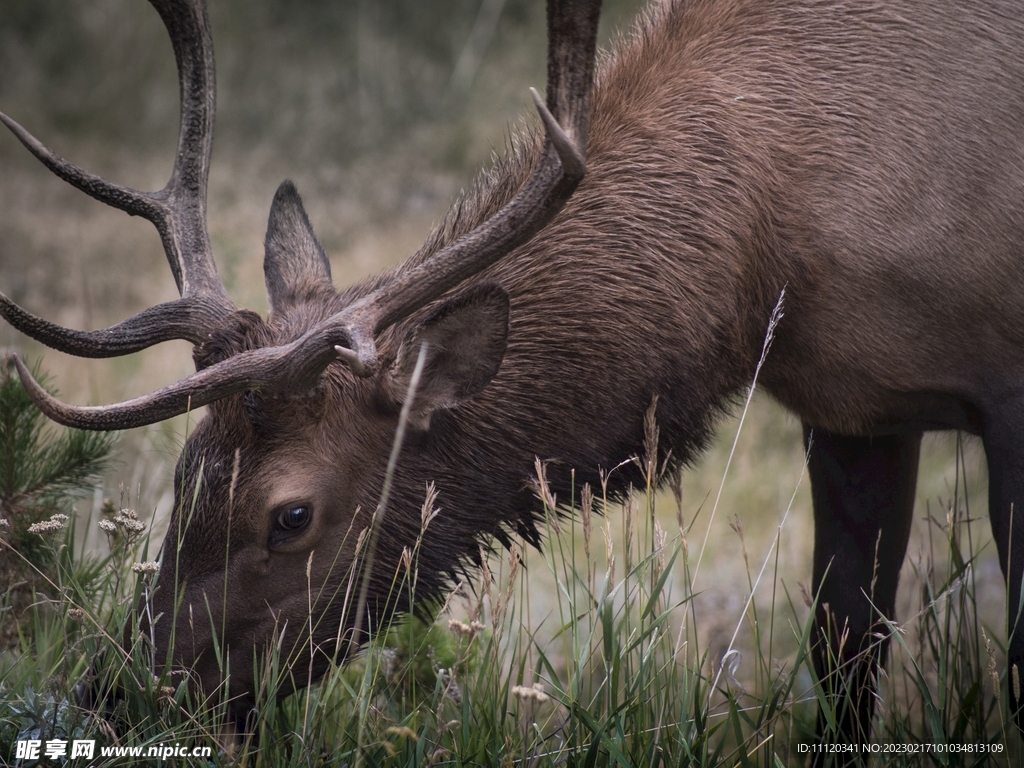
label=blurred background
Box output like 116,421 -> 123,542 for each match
0,0 -> 643,519
0,0 -> 1000,703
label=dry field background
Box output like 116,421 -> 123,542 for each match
0,0 -> 1003,721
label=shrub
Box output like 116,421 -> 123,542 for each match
0,354 -> 116,650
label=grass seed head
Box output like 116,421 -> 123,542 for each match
420,481 -> 440,533
581,483 -> 593,561
643,394 -> 660,485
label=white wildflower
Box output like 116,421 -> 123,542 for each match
131,561 -> 160,575
511,682 -> 549,705
101,508 -> 147,539
448,619 -> 471,636
448,618 -> 487,639
114,508 -> 147,534
28,513 -> 69,534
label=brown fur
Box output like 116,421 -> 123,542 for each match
143,0 -> 1024,741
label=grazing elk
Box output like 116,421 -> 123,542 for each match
3,0 -> 1024,753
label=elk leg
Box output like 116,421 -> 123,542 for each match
805,426 -> 920,758
981,399 -> 1024,728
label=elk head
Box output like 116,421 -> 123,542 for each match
0,0 -> 601,712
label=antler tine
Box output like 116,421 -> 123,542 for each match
8,0 -> 601,431
0,1 -> 227,304
0,292 -> 228,356
11,351 -> 246,431
0,111 -> 168,224
8,326 -> 342,429
287,0 -> 602,376
353,0 -> 602,342
0,0 -> 232,363
149,0 -> 228,303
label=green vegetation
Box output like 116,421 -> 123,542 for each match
1,2 -> 1020,764
1,371 -> 1018,766
0,356 -> 116,650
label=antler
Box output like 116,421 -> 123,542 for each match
8,0 -> 602,430
0,0 -> 234,358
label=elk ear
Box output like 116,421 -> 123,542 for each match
264,180 -> 333,315
387,284 -> 510,430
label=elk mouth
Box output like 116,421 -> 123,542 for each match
4,0 -> 604,742
74,670 -> 259,754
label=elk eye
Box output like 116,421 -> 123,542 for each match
276,505 -> 312,532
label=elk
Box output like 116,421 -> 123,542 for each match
3,0 -> 1023,752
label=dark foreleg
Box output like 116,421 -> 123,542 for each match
982,398 -> 1024,726
805,426 -> 920,760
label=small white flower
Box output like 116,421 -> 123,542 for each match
131,561 -> 160,575
0,518 -> 10,529
449,619 -> 470,635
114,508 -> 147,534
101,509 -> 147,538
448,618 -> 487,639
28,513 -> 69,534
511,682 -> 549,704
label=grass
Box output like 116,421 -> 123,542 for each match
1,2 -> 1021,764
1,387 -> 1020,766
